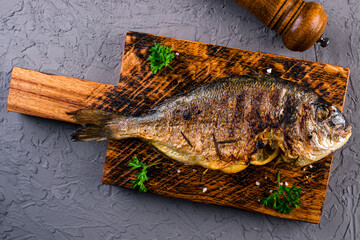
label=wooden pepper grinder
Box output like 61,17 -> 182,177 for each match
232,0 -> 329,51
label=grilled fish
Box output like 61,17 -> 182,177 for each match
69,74 -> 352,173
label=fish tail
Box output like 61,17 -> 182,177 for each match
67,109 -> 118,125
71,125 -> 113,142
67,109 -> 119,142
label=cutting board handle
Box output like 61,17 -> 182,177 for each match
233,0 -> 328,52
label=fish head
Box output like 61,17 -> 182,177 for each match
299,100 -> 352,162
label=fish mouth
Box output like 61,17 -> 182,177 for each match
331,123 -> 352,151
338,123 -> 352,140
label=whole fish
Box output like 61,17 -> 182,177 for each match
69,74 -> 352,173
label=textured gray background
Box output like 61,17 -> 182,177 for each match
0,0 -> 359,239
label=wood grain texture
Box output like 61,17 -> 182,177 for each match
7,67 -> 118,123
6,31 -> 350,223
101,31 -> 349,224
232,0 -> 327,51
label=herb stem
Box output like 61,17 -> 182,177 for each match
261,172 -> 302,214
128,155 -> 161,192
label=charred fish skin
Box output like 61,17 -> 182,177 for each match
69,74 -> 352,173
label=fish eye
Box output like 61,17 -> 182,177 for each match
316,106 -> 330,122
307,134 -> 313,139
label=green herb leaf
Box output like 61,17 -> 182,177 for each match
128,154 -> 146,169
261,172 -> 302,214
128,154 -> 161,192
148,43 -> 175,74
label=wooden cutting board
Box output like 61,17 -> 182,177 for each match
7,31 -> 350,223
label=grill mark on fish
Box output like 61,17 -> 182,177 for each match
235,93 -> 245,120
249,91 -> 266,135
281,95 -> 299,125
269,88 -> 282,127
269,88 -> 281,108
244,90 -> 252,127
263,88 -> 275,127
299,114 -> 306,134
227,93 -> 245,138
237,93 -> 247,129
180,131 -> 193,147
212,133 -> 222,161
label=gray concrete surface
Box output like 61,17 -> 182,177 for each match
0,0 -> 359,239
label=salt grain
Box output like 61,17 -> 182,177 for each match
280,182 -> 283,186
309,165 -> 313,169
177,170 -> 181,173
256,181 -> 260,186
267,68 -> 272,73
285,182 -> 289,186
257,199 -> 261,202
202,187 -> 208,193
269,190 -> 273,193
192,169 -> 196,172
176,52 -> 179,56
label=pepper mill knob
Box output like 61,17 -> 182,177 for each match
232,0 -> 328,52
317,36 -> 330,48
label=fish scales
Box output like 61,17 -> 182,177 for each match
147,77 -> 279,168
69,74 -> 351,173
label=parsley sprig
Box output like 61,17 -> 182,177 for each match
261,172 -> 302,214
128,155 -> 161,192
148,43 -> 175,74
